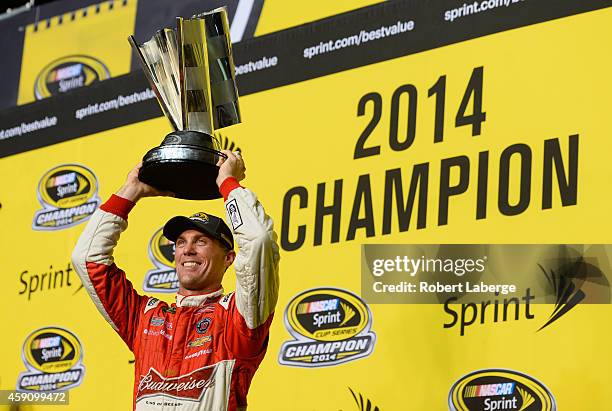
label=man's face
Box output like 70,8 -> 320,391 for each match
174,229 -> 235,293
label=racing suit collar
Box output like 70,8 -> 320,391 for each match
176,288 -> 224,307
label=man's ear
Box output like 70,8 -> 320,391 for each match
225,250 -> 236,268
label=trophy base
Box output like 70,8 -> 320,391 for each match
139,130 -> 226,200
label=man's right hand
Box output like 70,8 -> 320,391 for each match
116,162 -> 174,202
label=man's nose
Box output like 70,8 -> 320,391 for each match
183,241 -> 196,254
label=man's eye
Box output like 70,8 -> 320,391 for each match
176,241 -> 185,247
197,239 -> 206,245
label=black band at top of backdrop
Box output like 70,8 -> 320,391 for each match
0,0 -> 608,158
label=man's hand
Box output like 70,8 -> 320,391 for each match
216,150 -> 246,187
116,162 -> 174,202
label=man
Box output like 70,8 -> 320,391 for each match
72,151 -> 280,410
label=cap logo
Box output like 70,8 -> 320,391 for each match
190,212 -> 209,223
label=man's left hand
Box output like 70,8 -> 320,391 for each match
216,150 -> 246,187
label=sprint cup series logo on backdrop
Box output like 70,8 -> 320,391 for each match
449,369 -> 556,411
34,55 -> 110,99
143,227 -> 178,293
32,164 -> 101,230
279,287 -> 376,367
17,327 -> 85,392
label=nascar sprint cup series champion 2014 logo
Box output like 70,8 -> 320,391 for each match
32,164 -> 101,230
34,55 -> 110,99
449,369 -> 556,411
279,287 -> 376,367
17,327 -> 85,392
143,227 -> 178,292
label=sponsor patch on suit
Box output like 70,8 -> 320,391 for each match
226,199 -> 243,230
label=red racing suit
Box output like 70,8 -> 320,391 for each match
72,178 -> 280,410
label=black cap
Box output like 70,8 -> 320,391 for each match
163,212 -> 234,250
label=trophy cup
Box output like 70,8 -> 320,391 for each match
128,8 -> 240,200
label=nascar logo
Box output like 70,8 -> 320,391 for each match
32,164 -> 100,231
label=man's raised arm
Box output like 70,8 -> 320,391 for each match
216,151 -> 280,353
71,163 -> 171,350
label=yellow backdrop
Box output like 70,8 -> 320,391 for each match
1,6 -> 610,410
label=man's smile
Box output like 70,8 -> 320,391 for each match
182,261 -> 202,268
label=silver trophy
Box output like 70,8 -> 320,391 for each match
128,7 -> 240,200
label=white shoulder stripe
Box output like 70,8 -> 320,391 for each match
219,292 -> 234,310
144,298 -> 160,314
